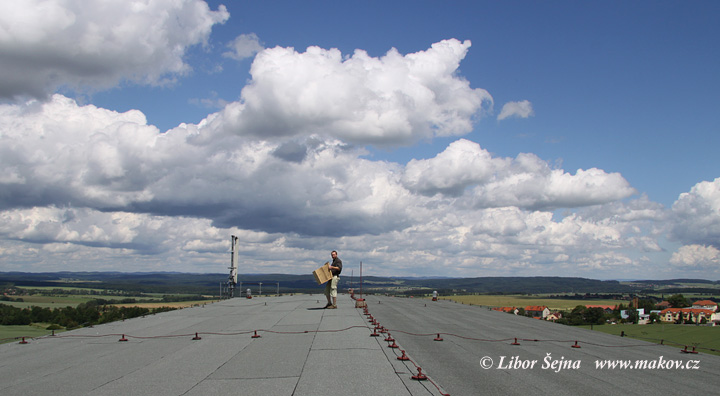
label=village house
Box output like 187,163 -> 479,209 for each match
692,300 -> 718,311
659,308 -> 717,324
492,306 -> 518,315
525,305 -> 550,319
546,312 -> 562,322
621,308 -> 651,324
585,305 -> 617,314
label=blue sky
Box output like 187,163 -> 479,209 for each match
93,1 -> 720,208
1,1 -> 719,280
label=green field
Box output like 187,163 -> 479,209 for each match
2,295 -> 99,308
0,324 -> 61,344
579,323 -> 720,356
3,287 -> 194,309
438,295 -> 622,311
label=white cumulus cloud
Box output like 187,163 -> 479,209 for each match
402,139 -> 497,196
0,0 -> 229,99
1,7 -> 715,279
207,39 -> 493,145
404,140 -> 636,209
474,159 -> 636,210
223,33 -> 264,61
0,92 -> 663,276
497,100 -> 534,121
670,245 -> 720,269
670,177 -> 720,248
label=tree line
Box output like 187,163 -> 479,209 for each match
0,301 -> 176,329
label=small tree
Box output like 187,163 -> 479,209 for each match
584,307 -> 606,325
626,309 -> 639,324
649,312 -> 660,324
675,311 -> 684,324
685,311 -> 694,324
668,294 -> 690,308
637,299 -> 656,312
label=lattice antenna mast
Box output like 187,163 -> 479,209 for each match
228,235 -> 239,297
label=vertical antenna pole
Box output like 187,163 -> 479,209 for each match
228,235 -> 239,297
360,261 -> 363,300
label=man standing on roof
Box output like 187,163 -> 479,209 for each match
324,250 -> 342,309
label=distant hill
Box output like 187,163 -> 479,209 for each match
398,276 -> 631,294
3,271 -> 718,296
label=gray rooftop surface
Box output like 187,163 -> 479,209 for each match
364,295 -> 720,396
2,294 -> 719,396
0,294 -> 443,396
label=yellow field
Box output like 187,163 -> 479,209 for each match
2,294 -> 164,309
438,295 -> 622,311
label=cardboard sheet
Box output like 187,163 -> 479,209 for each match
313,262 -> 332,285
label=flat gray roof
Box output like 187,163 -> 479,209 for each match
1,294 -> 718,395
0,295 -> 443,395
368,296 -> 720,396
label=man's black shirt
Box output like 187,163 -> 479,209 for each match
331,257 -> 342,275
